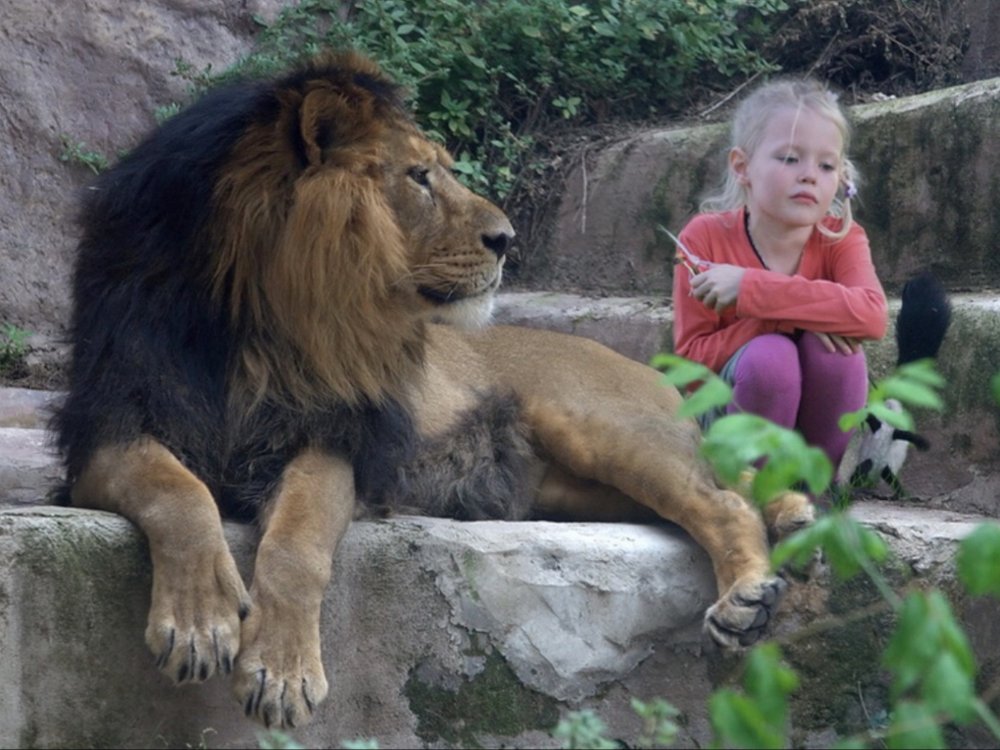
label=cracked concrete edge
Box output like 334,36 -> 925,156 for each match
2,501 -> 999,748
0,507 -> 715,748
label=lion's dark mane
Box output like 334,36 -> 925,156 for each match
52,63 -> 419,521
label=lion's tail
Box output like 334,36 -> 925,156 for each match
895,271 -> 952,366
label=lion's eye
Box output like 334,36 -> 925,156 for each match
407,166 -> 431,188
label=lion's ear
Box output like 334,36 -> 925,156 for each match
296,84 -> 381,168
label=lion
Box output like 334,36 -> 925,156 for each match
53,51 -> 812,729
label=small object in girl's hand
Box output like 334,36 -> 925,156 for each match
674,255 -> 701,277
658,225 -> 712,277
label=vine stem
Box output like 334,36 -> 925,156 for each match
974,699 -> 1000,743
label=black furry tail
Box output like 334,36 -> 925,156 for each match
896,272 -> 952,365
836,271 -> 952,497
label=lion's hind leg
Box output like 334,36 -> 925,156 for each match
72,438 -> 250,683
525,399 -> 786,649
233,449 -> 355,729
732,469 -> 816,542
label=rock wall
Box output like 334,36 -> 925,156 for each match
0,0 -> 284,344
525,78 -> 1000,297
3,1 -> 1000,348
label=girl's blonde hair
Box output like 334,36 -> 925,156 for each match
700,77 -> 859,241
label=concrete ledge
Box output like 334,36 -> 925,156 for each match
1,502 -> 998,749
0,506 -> 716,749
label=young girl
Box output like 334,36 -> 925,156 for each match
672,77 -> 888,468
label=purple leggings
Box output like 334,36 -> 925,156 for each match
724,333 -> 868,466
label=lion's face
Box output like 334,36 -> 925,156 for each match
210,54 -> 517,404
381,127 -> 514,328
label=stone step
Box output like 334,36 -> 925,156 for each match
1,501 -> 997,749
1,288 -> 998,512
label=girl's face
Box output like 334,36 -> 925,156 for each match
731,105 -> 843,233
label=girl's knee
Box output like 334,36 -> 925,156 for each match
735,334 -> 801,392
798,333 -> 868,381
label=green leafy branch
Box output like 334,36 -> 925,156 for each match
839,358 -> 945,433
646,353 -> 1000,748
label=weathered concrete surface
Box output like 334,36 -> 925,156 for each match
0,428 -> 60,506
522,77 -> 1000,297
0,388 -> 61,429
0,506 -> 715,749
1,501 -> 998,749
494,291 -> 671,365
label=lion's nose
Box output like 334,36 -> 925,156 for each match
482,229 -> 513,259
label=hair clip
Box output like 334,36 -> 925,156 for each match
843,180 -> 858,199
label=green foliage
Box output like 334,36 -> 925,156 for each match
553,709 -> 619,749
256,730 -> 305,749
153,102 -> 182,124
654,352 -> 831,503
641,356 -> 1000,747
258,729 -> 376,749
881,590 -> 978,747
883,591 -> 976,714
957,522 -> 1000,597
553,698 -> 680,749
885,699 -> 946,749
709,643 -> 798,750
209,0 -> 787,203
839,359 -> 945,433
340,739 -> 380,750
703,414 -> 832,503
58,135 -> 110,174
0,323 -> 30,378
651,352 -> 732,421
631,697 -> 680,748
772,513 -> 888,579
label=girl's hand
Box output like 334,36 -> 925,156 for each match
809,331 -> 863,355
690,264 -> 745,314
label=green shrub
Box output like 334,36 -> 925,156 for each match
0,323 -> 30,379
58,136 -> 110,175
212,0 -> 788,203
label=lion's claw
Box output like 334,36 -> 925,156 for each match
233,600 -> 329,729
236,663 -> 324,729
144,543 -> 249,685
704,576 -> 787,649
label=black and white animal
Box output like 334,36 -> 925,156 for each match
836,272 -> 952,497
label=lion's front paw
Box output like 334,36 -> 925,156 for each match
704,575 -> 787,649
233,604 -> 328,729
145,542 -> 250,684
763,490 -> 816,541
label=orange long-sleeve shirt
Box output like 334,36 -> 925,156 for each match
672,207 -> 888,373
